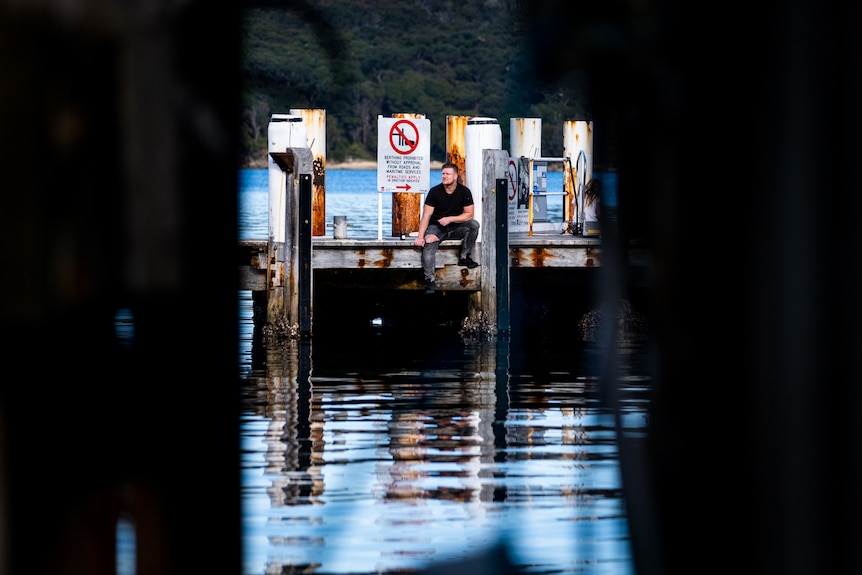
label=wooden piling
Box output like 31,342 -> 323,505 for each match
267,147 -> 314,330
477,149 -> 511,333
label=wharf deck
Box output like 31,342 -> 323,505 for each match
245,147 -> 651,335
238,231 -> 649,293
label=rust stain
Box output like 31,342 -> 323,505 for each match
459,268 -> 475,287
448,144 -> 465,167
585,247 -> 601,267
356,249 -> 367,268
374,249 -> 395,268
512,117 -> 528,140
313,156 -> 326,181
291,109 -> 327,236
530,247 -> 548,267
446,116 -> 469,176
392,192 -> 420,236
312,158 -> 326,237
510,247 -> 521,268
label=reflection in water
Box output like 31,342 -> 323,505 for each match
240,295 -> 649,574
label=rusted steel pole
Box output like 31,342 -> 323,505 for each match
391,113 -> 423,237
446,115 -> 469,178
291,108 -> 327,236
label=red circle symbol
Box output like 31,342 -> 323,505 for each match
507,160 -> 518,200
389,120 -> 419,155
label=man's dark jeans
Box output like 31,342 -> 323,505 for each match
421,220 -> 480,283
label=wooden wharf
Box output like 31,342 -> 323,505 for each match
237,148 -> 650,338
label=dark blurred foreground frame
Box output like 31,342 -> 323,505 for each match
522,1 -> 862,575
0,0 -> 241,573
2,1 -> 862,574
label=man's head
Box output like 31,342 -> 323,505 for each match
441,162 -> 459,187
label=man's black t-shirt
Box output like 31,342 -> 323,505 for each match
425,183 -> 474,227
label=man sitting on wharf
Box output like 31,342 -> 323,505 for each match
414,162 -> 480,294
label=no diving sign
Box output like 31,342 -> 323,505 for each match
377,117 -> 430,193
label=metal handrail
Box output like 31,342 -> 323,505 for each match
527,157 -> 576,236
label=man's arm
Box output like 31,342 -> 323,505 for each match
438,203 -> 474,226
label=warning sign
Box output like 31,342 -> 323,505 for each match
377,117 -> 430,193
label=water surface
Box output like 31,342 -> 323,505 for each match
238,169 -> 646,574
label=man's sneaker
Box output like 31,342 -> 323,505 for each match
458,256 -> 479,269
424,280 -> 435,294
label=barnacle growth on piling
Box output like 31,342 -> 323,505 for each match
577,299 -> 647,343
262,318 -> 300,345
459,312 -> 495,339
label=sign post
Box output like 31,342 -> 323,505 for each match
377,116 -> 430,237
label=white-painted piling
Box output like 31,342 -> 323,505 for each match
509,118 -> 545,228
268,114 -> 307,245
562,120 -> 594,227
465,117 -> 501,230
510,117 -> 543,159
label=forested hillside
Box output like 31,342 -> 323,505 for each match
239,0 -> 591,166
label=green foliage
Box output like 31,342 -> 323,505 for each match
238,0 -> 590,166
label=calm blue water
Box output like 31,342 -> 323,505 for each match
237,168 -> 641,575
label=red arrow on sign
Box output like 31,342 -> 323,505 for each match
395,184 -> 412,191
